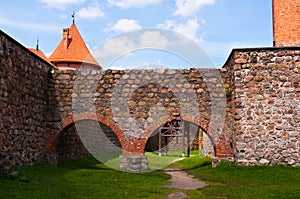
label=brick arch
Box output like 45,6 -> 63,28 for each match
180,115 -> 233,158
45,112 -> 126,155
141,114 -> 229,158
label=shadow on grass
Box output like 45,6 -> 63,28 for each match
58,156 -> 115,171
1,156 -> 173,199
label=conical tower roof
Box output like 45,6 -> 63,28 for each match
49,23 -> 101,69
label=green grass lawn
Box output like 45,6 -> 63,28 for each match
94,151 -> 184,171
172,154 -> 300,199
1,153 -> 299,199
0,157 -> 172,199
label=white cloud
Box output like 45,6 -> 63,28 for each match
77,2 -> 105,19
107,0 -> 163,9
38,0 -> 86,9
107,19 -> 141,33
157,20 -> 176,29
93,28 -> 215,69
107,65 -> 127,70
93,30 -> 171,67
157,18 -> 203,43
174,0 -> 215,17
140,31 -> 170,48
45,52 -> 52,58
97,31 -> 169,60
174,19 -> 202,42
94,36 -> 138,62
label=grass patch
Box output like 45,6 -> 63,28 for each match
0,157 -> 172,199
173,155 -> 300,199
94,151 -> 183,171
168,152 -> 212,170
145,151 -> 184,171
2,152 -> 299,199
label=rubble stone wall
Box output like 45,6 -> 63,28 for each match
0,31 -> 52,165
56,120 -> 121,160
232,48 -> 300,166
47,67 -> 233,159
1,30 -> 299,167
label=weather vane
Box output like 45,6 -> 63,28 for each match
71,11 -> 75,24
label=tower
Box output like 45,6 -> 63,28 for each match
272,0 -> 300,47
49,23 -> 101,70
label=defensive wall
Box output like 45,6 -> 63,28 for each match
0,30 -> 299,170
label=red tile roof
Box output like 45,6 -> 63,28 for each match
49,24 -> 100,68
28,48 -> 49,63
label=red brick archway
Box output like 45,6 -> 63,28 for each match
45,112 -> 232,161
45,112 -> 127,155
141,114 -> 233,158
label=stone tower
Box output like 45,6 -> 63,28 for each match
272,0 -> 300,47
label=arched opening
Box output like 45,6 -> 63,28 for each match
145,119 -> 215,157
57,123 -> 89,160
56,120 -> 121,161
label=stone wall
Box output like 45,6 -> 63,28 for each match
202,130 -> 215,156
47,67 -> 233,159
231,47 -> 300,166
0,30 -> 53,165
56,120 -> 121,160
1,29 -> 299,167
57,123 -> 90,160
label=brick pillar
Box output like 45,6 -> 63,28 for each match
119,136 -> 149,172
215,134 -> 233,159
44,124 -> 61,165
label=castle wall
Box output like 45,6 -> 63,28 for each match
0,31 -> 53,165
47,67 -> 233,159
1,30 -> 299,167
232,47 -> 300,165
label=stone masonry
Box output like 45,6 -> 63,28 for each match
45,67 -> 233,166
229,47 -> 300,165
0,30 -> 53,165
0,30 -> 299,169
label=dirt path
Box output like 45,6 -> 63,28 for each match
164,168 -> 207,198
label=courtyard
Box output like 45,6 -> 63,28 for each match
1,154 -> 299,199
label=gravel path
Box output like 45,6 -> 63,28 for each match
164,168 -> 207,198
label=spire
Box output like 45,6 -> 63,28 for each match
28,36 -> 49,62
71,11 -> 75,24
36,37 -> 39,51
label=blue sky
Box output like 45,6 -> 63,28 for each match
0,0 -> 273,68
